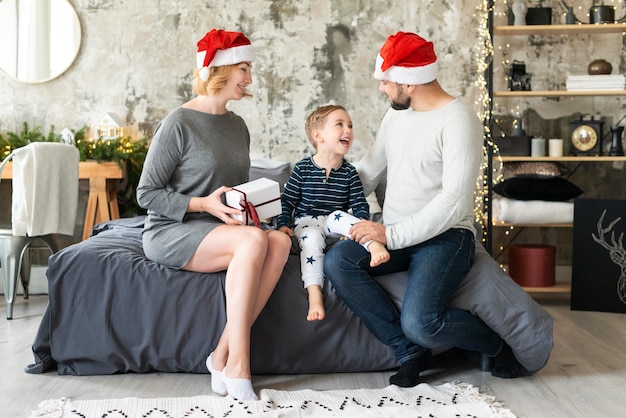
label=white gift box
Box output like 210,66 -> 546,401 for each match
225,177 -> 281,226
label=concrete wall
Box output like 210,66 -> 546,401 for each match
0,0 -> 503,162
2,1 -> 624,160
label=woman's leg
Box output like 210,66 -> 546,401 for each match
184,225 -> 290,398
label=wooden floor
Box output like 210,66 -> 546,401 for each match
1,293 -> 625,418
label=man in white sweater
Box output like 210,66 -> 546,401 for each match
324,31 -> 526,387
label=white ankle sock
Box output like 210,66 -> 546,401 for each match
205,353 -> 227,396
223,371 -> 258,401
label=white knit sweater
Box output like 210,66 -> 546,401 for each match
357,99 -> 483,250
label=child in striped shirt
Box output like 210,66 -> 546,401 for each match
277,105 -> 389,321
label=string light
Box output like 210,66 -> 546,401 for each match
473,0 -> 504,245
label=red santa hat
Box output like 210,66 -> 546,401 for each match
196,29 -> 255,81
373,32 -> 438,85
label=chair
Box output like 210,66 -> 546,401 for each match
0,142 -> 79,319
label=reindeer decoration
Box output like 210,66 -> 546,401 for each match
592,209 -> 626,305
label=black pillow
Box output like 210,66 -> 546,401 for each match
494,177 -> 583,201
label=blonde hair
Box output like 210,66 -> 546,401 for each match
192,63 -> 253,98
305,104 -> 347,149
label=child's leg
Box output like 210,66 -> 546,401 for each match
366,240 -> 391,267
325,210 -> 390,267
324,210 -> 359,237
294,216 -> 327,321
306,285 -> 325,321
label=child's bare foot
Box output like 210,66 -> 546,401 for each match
306,285 -> 325,321
369,241 -> 390,267
307,303 -> 326,321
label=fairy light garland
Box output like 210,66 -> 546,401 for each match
473,0 -> 504,244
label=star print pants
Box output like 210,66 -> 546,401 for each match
294,210 -> 370,289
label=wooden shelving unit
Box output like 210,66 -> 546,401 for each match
494,90 -> 626,97
493,24 -> 626,97
494,23 -> 626,36
522,282 -> 571,293
486,22 -> 626,294
497,156 -> 626,162
493,221 -> 573,228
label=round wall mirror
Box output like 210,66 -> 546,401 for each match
0,0 -> 81,84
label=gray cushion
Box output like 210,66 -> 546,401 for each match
249,158 -> 291,191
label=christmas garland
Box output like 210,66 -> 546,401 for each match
0,122 -> 149,216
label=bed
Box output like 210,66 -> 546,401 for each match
25,217 -> 553,377
25,161 -> 554,377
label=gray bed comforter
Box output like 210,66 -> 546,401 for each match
27,216 -> 553,376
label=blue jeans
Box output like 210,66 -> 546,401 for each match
324,228 -> 502,364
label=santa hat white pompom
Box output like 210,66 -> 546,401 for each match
196,29 -> 255,81
198,67 -> 210,81
373,31 -> 438,85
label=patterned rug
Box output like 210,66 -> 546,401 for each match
31,381 -> 516,417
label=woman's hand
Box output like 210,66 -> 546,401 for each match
192,186 -> 244,225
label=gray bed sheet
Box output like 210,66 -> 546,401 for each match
27,217 -> 553,376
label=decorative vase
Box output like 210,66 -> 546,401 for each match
565,6 -> 576,24
511,0 -> 527,26
587,59 -> 613,75
511,118 -> 526,136
590,5 -> 615,24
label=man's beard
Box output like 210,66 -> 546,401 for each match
390,96 -> 410,110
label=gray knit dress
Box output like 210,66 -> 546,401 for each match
136,107 -> 251,269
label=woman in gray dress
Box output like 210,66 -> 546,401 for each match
136,29 -> 291,401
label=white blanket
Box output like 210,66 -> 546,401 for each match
493,195 -> 573,225
11,143 -> 79,236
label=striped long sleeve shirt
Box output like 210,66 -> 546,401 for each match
277,156 -> 369,229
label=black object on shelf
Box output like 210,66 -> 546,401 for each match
508,61 -> 532,91
590,5 -> 615,24
526,7 -> 552,25
609,125 -> 625,156
493,135 -> 532,156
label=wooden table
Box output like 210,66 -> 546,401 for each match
1,161 -> 124,240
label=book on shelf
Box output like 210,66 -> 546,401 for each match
565,74 -> 625,91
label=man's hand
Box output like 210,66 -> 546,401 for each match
350,220 -> 386,246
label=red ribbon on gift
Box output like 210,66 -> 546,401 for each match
232,187 -> 262,228
240,199 -> 261,228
